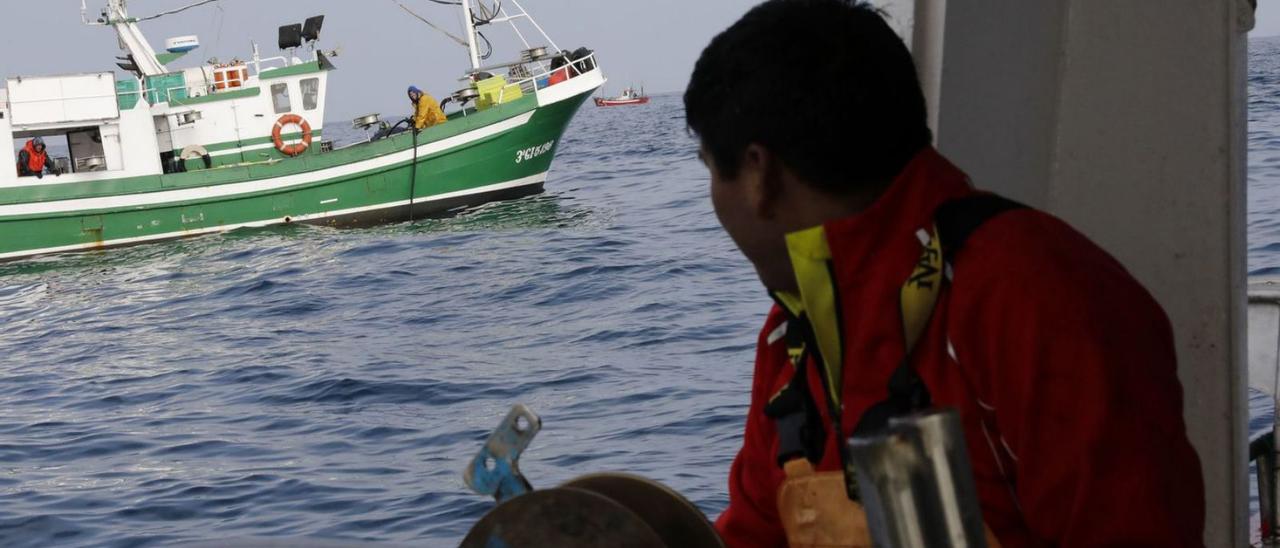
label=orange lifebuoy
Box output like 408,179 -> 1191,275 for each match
273,114 -> 313,157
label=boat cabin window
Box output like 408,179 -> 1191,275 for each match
301,78 -> 319,111
11,126 -> 111,176
271,83 -> 292,114
67,128 -> 108,173
12,134 -> 69,177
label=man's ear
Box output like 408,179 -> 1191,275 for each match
741,143 -> 782,220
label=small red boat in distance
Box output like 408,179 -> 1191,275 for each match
595,86 -> 649,107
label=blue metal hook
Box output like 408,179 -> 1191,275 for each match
463,405 -> 542,502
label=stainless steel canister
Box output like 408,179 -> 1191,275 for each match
847,408 -> 988,548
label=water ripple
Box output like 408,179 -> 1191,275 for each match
0,94 -> 766,545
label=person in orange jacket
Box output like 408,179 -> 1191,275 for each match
16,137 -> 59,179
546,54 -> 574,87
684,1 -> 1205,546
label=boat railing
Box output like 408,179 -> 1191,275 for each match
146,81 -> 257,106
252,56 -> 292,74
493,51 -> 599,104
6,92 -> 124,107
129,56 -> 300,105
1250,278 -> 1280,545
1252,431 -> 1278,545
10,53 -> 596,116
135,83 -> 204,105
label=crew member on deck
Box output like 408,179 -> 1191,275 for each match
16,137 -> 59,179
685,1 -> 1205,546
547,55 -> 571,86
408,85 -> 446,131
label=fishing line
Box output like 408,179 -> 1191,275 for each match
392,0 -> 469,48
409,128 -> 419,222
211,4 -> 225,58
135,0 -> 220,21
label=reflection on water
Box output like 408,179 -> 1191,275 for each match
0,191 -> 602,280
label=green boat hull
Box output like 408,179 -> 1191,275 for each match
0,89 -> 591,261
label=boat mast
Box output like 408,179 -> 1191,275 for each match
459,0 -> 482,72
87,0 -> 167,76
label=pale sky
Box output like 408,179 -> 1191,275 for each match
2,0 -> 760,122
4,1 -> 1277,123
1257,0 -> 1280,36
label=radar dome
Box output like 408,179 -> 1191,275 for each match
165,36 -> 200,53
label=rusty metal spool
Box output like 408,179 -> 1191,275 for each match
462,472 -> 723,548
562,473 -> 724,548
461,487 -> 663,548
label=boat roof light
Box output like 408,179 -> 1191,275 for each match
278,24 -> 303,50
302,15 -> 324,43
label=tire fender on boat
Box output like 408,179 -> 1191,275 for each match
179,145 -> 209,160
273,114 -> 313,157
179,144 -> 213,170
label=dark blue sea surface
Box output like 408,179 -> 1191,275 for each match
3,39 -> 1280,547
1248,37 -> 1280,532
1253,38 -> 1280,277
0,95 -> 766,546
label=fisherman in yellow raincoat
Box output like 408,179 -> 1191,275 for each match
408,85 -> 446,131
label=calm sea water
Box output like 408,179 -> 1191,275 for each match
2,40 -> 1279,547
1249,38 -> 1280,531
0,94 -> 765,546
1251,38 -> 1280,276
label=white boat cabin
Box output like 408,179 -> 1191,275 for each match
0,4 -> 332,188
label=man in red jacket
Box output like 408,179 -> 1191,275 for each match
16,137 -> 58,179
683,1 -> 1205,546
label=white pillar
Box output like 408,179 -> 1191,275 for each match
460,0 -> 483,72
876,1 -> 1251,545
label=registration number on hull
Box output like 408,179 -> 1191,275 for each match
516,141 -> 556,164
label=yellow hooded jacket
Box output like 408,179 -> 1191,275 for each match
413,92 -> 446,130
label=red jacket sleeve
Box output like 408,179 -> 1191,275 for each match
953,212 -> 1205,547
715,310 -> 789,548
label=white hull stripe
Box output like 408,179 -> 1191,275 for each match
0,111 -> 536,218
209,142 -> 285,158
0,172 -> 547,260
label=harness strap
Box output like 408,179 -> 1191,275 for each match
765,318 -> 827,466
768,192 -> 1027,499
856,193 -> 1026,435
936,194 -> 1027,264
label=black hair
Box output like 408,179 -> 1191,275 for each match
684,0 -> 931,193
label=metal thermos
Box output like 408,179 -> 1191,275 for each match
847,408 -> 988,548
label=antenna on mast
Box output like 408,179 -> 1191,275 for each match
82,0 -> 113,26
82,0 -> 222,76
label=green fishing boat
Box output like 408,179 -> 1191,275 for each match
0,0 -> 604,261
